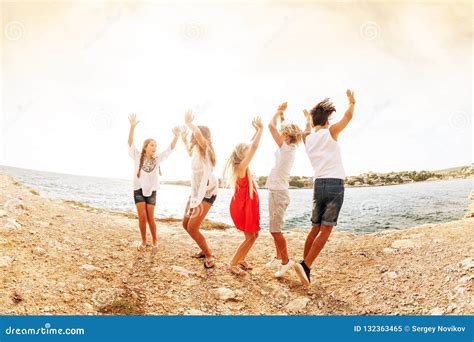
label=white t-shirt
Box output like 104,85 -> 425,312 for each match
305,129 -> 345,179
189,148 -> 218,208
128,143 -> 173,196
265,142 -> 296,190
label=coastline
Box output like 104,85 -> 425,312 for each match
0,173 -> 472,315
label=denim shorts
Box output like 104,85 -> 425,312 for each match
311,178 -> 344,227
134,189 -> 157,205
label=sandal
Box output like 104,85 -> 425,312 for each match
204,257 -> 215,269
238,261 -> 253,270
152,245 -> 158,254
192,251 -> 206,259
229,265 -> 246,276
137,244 -> 147,252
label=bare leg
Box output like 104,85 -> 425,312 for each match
230,232 -> 258,266
146,204 -> 157,248
271,232 -> 289,264
135,202 -> 148,249
303,225 -> 321,259
304,225 -> 333,267
186,201 -> 213,258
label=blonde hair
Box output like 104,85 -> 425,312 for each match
137,138 -> 156,178
280,123 -> 303,145
189,126 -> 216,167
223,143 -> 256,199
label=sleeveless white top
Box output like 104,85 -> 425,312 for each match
190,147 -> 218,208
305,128 -> 345,179
265,142 -> 296,190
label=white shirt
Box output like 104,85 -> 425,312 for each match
190,148 -> 218,208
305,128 -> 346,179
265,142 -> 296,190
128,143 -> 173,196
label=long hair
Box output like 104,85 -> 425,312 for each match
310,98 -> 336,126
137,138 -> 156,178
223,143 -> 256,199
190,126 -> 216,167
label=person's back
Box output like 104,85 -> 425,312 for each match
294,90 -> 355,287
305,128 -> 345,179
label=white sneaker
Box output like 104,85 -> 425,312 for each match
275,259 -> 295,278
265,258 -> 280,269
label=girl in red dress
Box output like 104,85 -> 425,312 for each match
224,117 -> 264,275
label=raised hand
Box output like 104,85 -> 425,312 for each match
172,126 -> 180,137
180,126 -> 188,139
303,109 -> 310,118
346,89 -> 355,104
184,110 -> 194,125
252,116 -> 263,130
128,114 -> 140,128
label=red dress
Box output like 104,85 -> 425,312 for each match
230,176 -> 261,232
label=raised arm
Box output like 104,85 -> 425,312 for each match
329,89 -> 355,141
302,109 -> 312,144
180,126 -> 192,156
268,102 -> 287,148
238,117 -> 264,174
169,126 -> 180,150
184,110 -> 208,150
128,114 -> 140,146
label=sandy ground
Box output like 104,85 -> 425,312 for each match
0,173 -> 472,315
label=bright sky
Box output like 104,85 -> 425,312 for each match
1,0 -> 472,181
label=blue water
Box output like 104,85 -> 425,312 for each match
1,165 -> 471,234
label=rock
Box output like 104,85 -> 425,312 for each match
386,271 -> 398,279
33,247 -> 46,256
0,256 -> 13,267
216,287 -> 236,301
0,210 -> 7,217
185,309 -> 207,315
4,218 -> 21,230
83,303 -> 94,311
391,239 -> 415,249
0,238 -> 8,245
63,294 -> 74,303
171,265 -> 192,277
461,258 -> 474,270
382,247 -> 396,254
80,264 -> 101,272
285,298 -> 311,312
429,307 -> 444,315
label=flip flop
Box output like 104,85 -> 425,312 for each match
238,261 -> 253,270
204,257 -> 215,269
137,244 -> 147,252
229,265 -> 246,276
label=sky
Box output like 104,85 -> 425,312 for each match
1,0 -> 472,181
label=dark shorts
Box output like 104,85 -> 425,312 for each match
311,178 -> 344,227
134,189 -> 157,205
202,194 -> 217,206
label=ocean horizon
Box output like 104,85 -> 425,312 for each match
1,165 -> 471,235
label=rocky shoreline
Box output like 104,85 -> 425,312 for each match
0,173 -> 472,315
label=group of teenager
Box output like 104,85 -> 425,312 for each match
127,90 -> 356,286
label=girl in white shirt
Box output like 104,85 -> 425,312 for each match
265,102 -> 302,278
180,110 -> 218,269
128,114 -> 179,252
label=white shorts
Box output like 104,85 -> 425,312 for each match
268,189 -> 290,233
